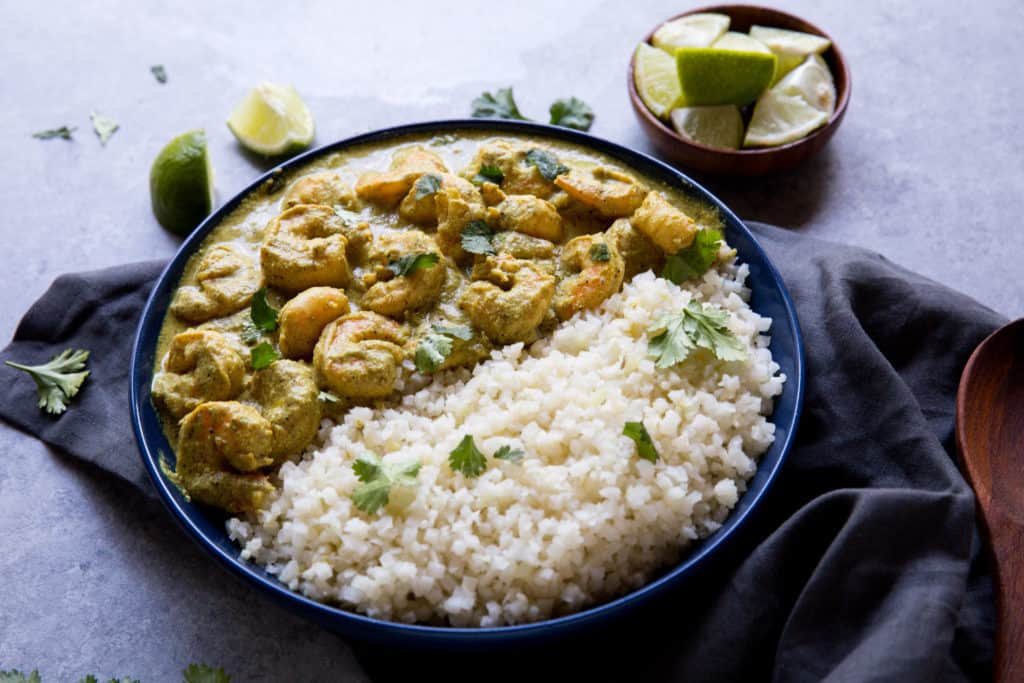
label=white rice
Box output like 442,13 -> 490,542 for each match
227,259 -> 785,626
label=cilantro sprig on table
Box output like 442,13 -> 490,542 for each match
647,302 -> 747,369
32,126 -> 76,140
5,348 -> 90,415
471,87 -> 595,132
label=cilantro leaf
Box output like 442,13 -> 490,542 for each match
414,173 -> 443,200
623,421 -> 659,463
183,663 -> 231,683
646,302 -> 746,368
33,126 -> 75,140
682,301 -> 747,362
318,390 -> 341,403
151,64 -> 167,83
460,220 -> 496,255
90,112 -> 119,145
0,671 -> 41,683
449,434 -> 488,477
250,287 -> 278,332
524,149 -> 569,182
471,88 -> 530,120
388,252 -> 440,277
6,348 -> 90,415
353,452 -> 383,483
415,333 -> 453,374
661,229 -> 722,284
79,677 -> 98,683
432,323 -> 473,340
647,312 -> 695,369
493,445 -> 524,463
589,242 -> 611,262
351,453 -> 420,514
250,342 -> 279,370
472,163 -> 505,186
549,96 -> 595,131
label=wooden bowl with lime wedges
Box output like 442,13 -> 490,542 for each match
628,5 -> 850,176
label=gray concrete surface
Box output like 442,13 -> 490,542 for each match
0,0 -> 1021,680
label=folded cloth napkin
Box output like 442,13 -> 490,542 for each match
0,223 -> 1004,682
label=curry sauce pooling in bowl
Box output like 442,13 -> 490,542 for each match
153,131 -> 725,513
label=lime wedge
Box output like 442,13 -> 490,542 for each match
634,43 -> 684,119
712,31 -> 771,54
676,47 -> 776,106
744,90 -> 829,148
150,130 -> 214,236
652,13 -> 730,53
750,26 -> 831,83
226,83 -> 314,156
775,54 -> 836,114
670,106 -> 743,150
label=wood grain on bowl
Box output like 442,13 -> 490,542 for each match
628,4 -> 851,176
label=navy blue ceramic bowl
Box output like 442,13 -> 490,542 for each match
130,119 -> 804,648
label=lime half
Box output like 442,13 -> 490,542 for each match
750,25 -> 831,83
670,106 -> 743,150
634,43 -> 684,119
744,90 -> 829,147
150,129 -> 214,236
652,13 -> 730,53
226,82 -> 314,156
676,47 -> 776,106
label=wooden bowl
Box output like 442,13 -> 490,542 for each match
628,4 -> 851,176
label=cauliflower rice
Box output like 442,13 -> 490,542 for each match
227,259 -> 785,626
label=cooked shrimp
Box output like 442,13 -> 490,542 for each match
281,171 -> 360,211
361,230 -> 447,317
151,330 -> 245,418
496,195 -> 563,242
607,218 -> 663,278
170,245 -> 262,323
169,401 -> 276,513
479,181 -> 506,207
460,254 -> 555,343
260,204 -> 351,293
354,146 -> 448,208
493,231 -> 556,261
462,140 -> 558,199
553,235 -> 625,321
278,287 -> 351,359
554,166 -> 647,218
630,191 -> 697,254
249,359 -> 321,460
398,173 -> 477,225
314,312 -> 407,400
434,182 -> 489,260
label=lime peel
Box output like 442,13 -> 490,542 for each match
676,47 -> 777,107
149,129 -> 214,236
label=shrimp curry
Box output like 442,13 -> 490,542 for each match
153,131 -> 720,513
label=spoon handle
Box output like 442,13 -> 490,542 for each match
988,519 -> 1024,680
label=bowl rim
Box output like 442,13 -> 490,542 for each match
628,3 -> 852,157
130,118 -> 805,644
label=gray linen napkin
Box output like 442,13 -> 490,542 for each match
0,224 -> 1004,682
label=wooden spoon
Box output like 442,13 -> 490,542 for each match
956,318 -> 1024,680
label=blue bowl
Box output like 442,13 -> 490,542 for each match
130,119 -> 805,647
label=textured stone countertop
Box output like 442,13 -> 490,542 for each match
1,0 -> 1020,679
